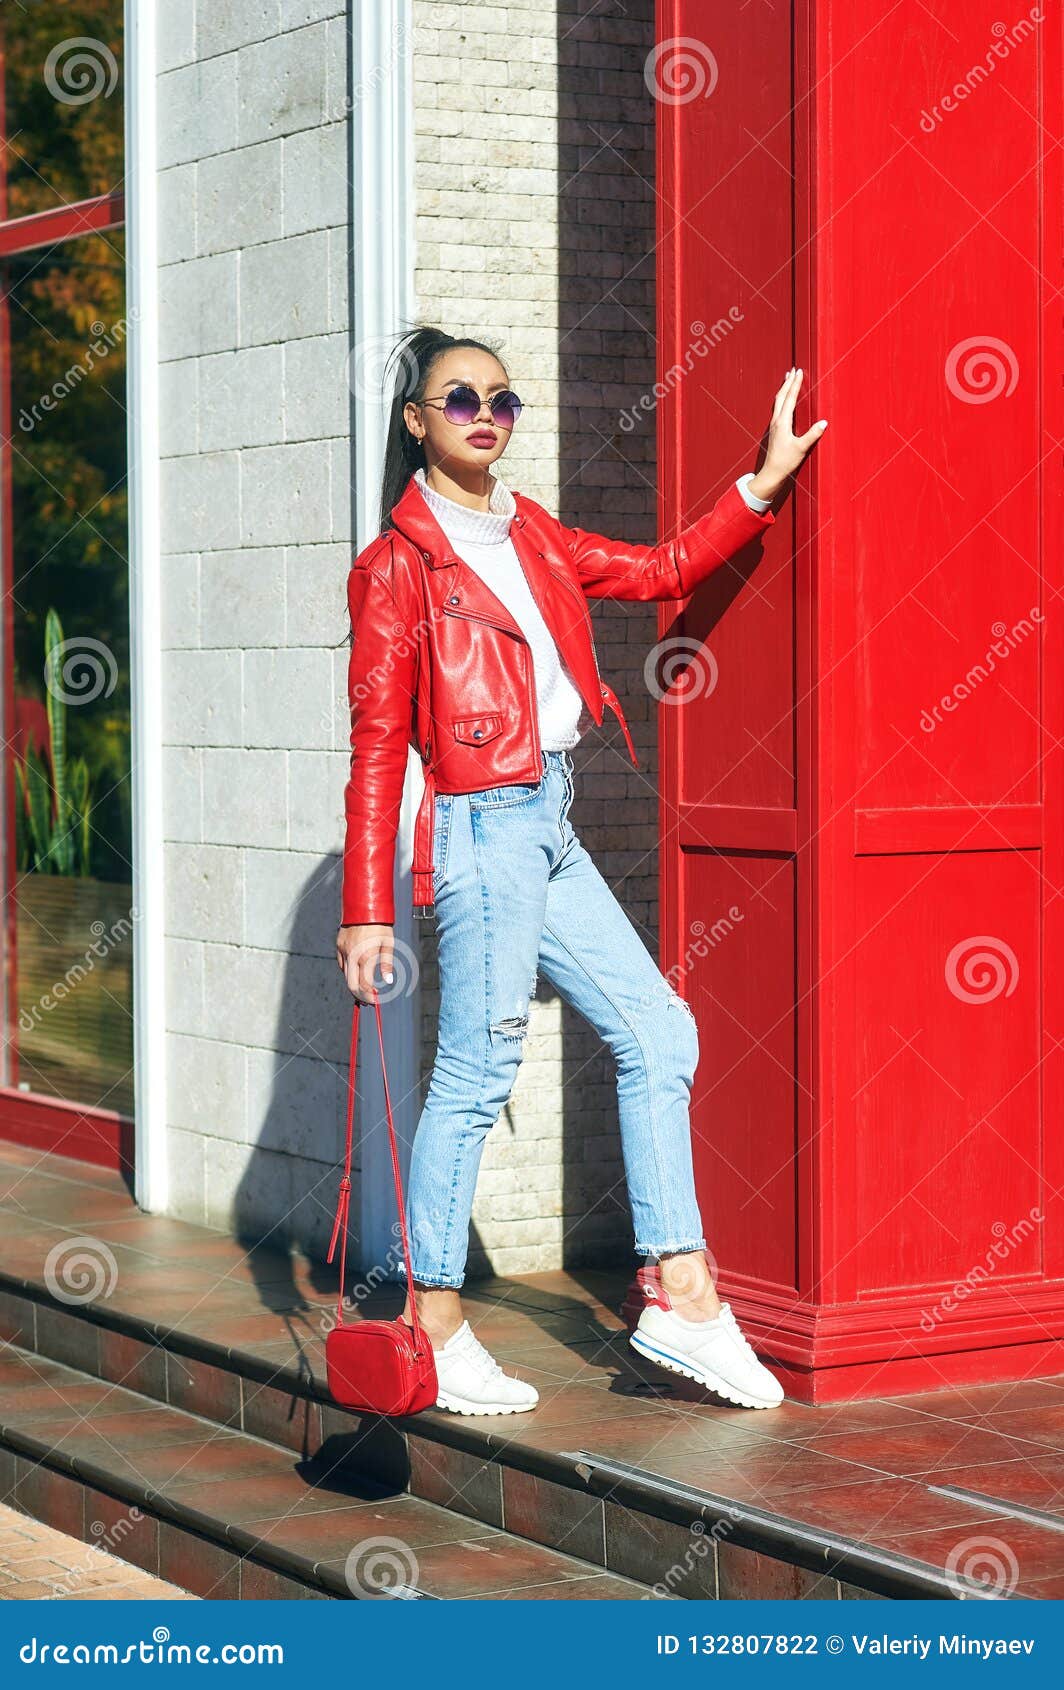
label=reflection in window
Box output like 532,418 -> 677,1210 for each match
3,213 -> 132,1108
0,3 -> 124,219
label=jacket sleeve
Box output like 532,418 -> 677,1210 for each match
340,560 -> 416,927
556,476 -> 775,603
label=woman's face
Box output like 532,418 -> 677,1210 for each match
405,348 -> 515,477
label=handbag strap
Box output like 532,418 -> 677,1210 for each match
326,992 -> 426,1353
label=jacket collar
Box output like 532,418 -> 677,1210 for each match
389,474 -> 530,567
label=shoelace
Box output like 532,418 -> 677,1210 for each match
454,1326 -> 505,1383
719,1304 -> 761,1365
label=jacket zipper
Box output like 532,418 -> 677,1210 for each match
441,603 -> 542,781
442,601 -> 523,638
524,642 -> 542,776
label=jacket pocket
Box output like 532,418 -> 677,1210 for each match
452,712 -> 503,746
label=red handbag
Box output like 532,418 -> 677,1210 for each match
325,992 -> 438,1416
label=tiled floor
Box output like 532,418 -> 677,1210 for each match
0,1503 -> 196,1600
3,1141 -> 1064,1598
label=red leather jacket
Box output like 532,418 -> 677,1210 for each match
341,475 -> 775,926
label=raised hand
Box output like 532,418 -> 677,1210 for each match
747,367 -> 827,504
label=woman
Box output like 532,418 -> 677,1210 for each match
337,326 -> 825,1416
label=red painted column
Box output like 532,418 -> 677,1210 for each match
655,0 -> 1064,1400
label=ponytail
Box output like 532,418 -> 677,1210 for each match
378,326 -> 503,533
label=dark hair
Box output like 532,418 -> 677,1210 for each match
378,325 -> 505,532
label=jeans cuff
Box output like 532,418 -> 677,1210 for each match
400,1264 -> 465,1289
636,1239 -> 707,1259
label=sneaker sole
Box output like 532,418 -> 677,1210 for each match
435,1390 -> 538,1416
629,1329 -> 783,1410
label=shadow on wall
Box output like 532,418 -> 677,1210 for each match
227,856 -> 357,1347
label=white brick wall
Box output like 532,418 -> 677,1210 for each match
158,3 -> 353,1255
412,0 -> 660,1274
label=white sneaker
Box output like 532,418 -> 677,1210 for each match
630,1301 -> 785,1409
432,1320 -> 540,1416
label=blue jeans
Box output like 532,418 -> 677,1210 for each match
404,749 -> 708,1288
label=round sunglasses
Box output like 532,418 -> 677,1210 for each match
421,384 -> 523,430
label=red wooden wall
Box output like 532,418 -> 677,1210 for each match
656,0 -> 1064,1399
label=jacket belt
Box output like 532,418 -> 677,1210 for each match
409,692 -> 638,917
412,764 -> 436,913
600,682 -> 640,768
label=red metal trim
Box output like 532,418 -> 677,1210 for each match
0,1086 -> 133,1177
0,192 -> 125,256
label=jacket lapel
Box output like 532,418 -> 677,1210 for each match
390,478 -> 524,638
389,476 -> 603,718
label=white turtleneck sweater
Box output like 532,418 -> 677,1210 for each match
414,466 -> 771,753
415,466 -> 591,749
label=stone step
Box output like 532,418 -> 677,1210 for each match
0,1344 -> 663,1601
1,1267 -> 950,1600
3,1145 -> 1028,1600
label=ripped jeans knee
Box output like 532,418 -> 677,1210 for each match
488,964 -> 537,1048
490,1009 -> 530,1045
627,979 -> 699,1082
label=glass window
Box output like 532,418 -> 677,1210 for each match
1,5 -> 131,1120
0,4 -> 124,219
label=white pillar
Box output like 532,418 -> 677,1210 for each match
126,0 -> 166,1213
350,0 -> 421,1274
